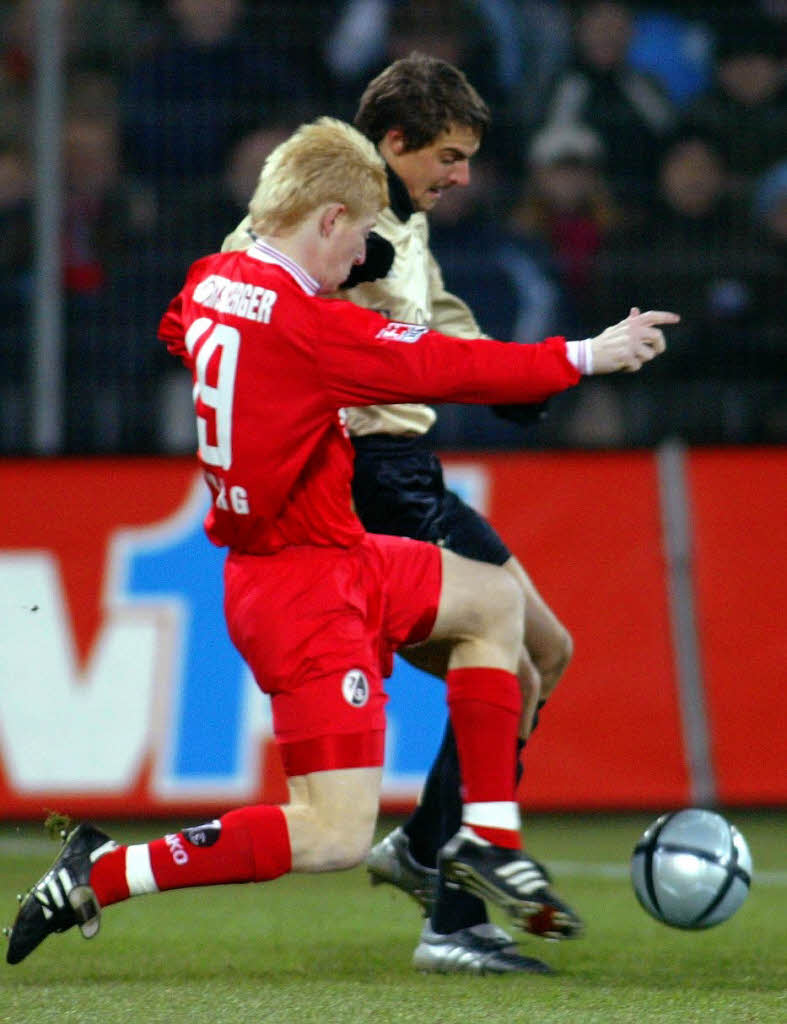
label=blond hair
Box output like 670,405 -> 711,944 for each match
247,117 -> 388,235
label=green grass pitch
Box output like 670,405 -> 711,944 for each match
1,812 -> 785,1024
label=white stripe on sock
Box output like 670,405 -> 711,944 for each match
125,844 -> 159,895
90,840 -> 118,863
462,801 -> 521,832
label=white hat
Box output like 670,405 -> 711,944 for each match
528,123 -> 605,166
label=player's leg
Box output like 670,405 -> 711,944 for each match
390,560 -> 568,873
90,764 -> 380,896
414,547 -> 583,940
352,439 -> 456,900
369,481 -> 525,879
372,526 -> 573,886
379,703 -> 554,974
503,553 -> 573,703
5,544 -> 389,965
5,767 -> 381,965
91,765 -> 382,896
373,534 -> 526,862
366,493 -> 535,862
425,548 -> 524,849
93,766 -> 379,895
285,767 -> 382,871
367,491 -> 573,964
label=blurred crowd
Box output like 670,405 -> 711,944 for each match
1,0 -> 785,453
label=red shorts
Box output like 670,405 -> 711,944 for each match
223,533 -> 442,776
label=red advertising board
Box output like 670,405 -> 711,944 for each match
474,451 -> 689,810
1,450 -> 784,818
688,448 -> 787,806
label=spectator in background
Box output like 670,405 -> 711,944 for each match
750,160 -> 787,441
121,0 -> 309,187
155,123 -> 300,276
540,1 -> 675,208
61,97 -> 160,452
503,1 -> 573,132
759,0 -> 787,27
686,10 -> 787,198
596,130 -> 771,443
121,0 -> 318,378
324,0 -> 510,123
505,123 -> 628,447
0,136 -> 32,451
508,122 -> 621,338
0,137 -> 31,303
754,160 -> 787,256
1,0 -> 145,87
626,5 -> 713,109
427,151 -> 568,448
0,0 -> 146,180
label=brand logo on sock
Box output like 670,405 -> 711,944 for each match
182,820 -> 222,848
165,832 -> 189,865
342,669 -> 369,708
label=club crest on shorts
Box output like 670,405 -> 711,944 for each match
342,669 -> 369,707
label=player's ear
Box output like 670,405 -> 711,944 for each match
318,203 -> 346,238
384,128 -> 407,156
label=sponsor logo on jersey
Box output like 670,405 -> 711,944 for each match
342,669 -> 370,708
375,322 -> 428,343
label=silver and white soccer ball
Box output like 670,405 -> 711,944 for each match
630,809 -> 752,930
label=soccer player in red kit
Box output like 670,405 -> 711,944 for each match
5,118 -> 676,966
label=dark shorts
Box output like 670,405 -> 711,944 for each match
351,434 -> 511,567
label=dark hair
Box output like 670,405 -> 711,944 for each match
354,52 -> 490,152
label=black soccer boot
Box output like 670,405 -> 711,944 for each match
438,828 -> 584,941
5,823 -> 116,964
412,921 -> 555,974
366,826 -> 438,914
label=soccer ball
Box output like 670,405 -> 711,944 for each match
630,809 -> 752,930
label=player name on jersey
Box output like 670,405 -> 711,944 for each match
193,274 -> 278,324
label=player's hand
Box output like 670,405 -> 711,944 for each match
590,307 -> 679,374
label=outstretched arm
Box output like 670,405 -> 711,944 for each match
584,307 -> 677,374
317,300 -> 678,409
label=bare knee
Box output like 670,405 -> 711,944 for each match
477,568 -> 526,653
434,551 -> 526,667
501,555 -> 572,696
299,817 -> 375,872
284,767 -> 380,872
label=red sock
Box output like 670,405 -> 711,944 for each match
91,804 -> 292,906
446,666 -> 522,849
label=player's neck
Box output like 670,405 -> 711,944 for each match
259,214 -> 324,289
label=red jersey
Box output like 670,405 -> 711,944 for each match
158,240 -> 580,554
